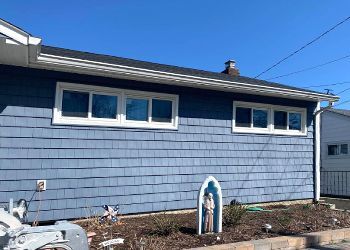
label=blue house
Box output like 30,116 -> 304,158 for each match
0,19 -> 338,221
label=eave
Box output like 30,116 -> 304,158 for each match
30,53 -> 339,102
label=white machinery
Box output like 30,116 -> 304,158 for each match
0,199 -> 89,250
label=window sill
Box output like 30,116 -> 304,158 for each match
232,127 -> 307,136
327,155 -> 350,159
52,117 -> 178,130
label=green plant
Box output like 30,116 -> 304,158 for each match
277,211 -> 292,230
303,203 -> 312,210
223,200 -> 247,227
151,212 -> 180,236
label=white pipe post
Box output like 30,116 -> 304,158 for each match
314,102 -> 321,201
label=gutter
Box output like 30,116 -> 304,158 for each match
29,53 -> 339,102
0,18 -> 339,102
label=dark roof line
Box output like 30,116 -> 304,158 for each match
41,45 -> 329,97
326,108 -> 350,118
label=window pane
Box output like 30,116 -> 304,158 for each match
328,145 -> 339,155
289,112 -> 302,130
341,144 -> 348,154
92,94 -> 117,119
274,111 -> 287,130
62,90 -> 89,118
152,99 -> 172,123
253,109 -> 268,128
126,98 -> 149,121
236,107 -> 251,127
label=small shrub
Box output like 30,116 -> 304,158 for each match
151,212 -> 179,236
223,200 -> 247,227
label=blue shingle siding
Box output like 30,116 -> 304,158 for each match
0,66 -> 316,221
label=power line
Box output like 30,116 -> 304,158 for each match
336,86 -> 350,95
333,99 -> 350,108
302,81 -> 350,89
266,54 -> 350,80
254,16 -> 350,78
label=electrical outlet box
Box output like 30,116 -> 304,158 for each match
36,180 -> 47,191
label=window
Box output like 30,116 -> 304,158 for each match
126,98 -> 149,121
328,143 -> 349,156
289,112 -> 302,131
274,111 -> 287,130
152,99 -> 173,123
62,90 -> 89,118
53,82 -> 178,129
236,107 -> 251,127
233,101 -> 306,135
341,144 -> 348,154
253,109 -> 268,128
235,107 -> 268,129
328,145 -> 339,156
92,94 -> 118,119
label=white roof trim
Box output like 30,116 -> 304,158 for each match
0,18 -> 339,102
30,53 -> 339,102
0,19 -> 41,45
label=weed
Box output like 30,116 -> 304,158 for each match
303,203 -> 312,210
277,211 -> 292,230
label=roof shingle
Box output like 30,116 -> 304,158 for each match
41,45 -> 329,96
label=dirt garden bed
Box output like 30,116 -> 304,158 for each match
76,204 -> 350,250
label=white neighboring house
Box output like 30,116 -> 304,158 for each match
321,108 -> 350,197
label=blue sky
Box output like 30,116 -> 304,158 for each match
1,1 -> 350,108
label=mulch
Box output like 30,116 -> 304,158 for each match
76,204 -> 350,250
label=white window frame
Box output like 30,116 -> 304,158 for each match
53,82 -> 179,129
232,101 -> 307,136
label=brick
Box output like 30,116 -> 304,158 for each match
331,229 -> 345,243
313,231 -> 331,245
286,236 -> 306,248
231,242 -> 253,250
252,239 -> 271,250
342,229 -> 350,239
270,237 -> 289,249
303,232 -> 321,246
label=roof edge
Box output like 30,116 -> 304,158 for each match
30,52 -> 339,102
0,19 -> 41,45
325,108 -> 350,118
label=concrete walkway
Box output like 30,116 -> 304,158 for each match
305,240 -> 350,249
322,197 -> 350,211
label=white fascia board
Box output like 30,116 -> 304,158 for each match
0,19 -> 30,45
30,53 -> 339,102
0,19 -> 41,46
28,36 -> 42,45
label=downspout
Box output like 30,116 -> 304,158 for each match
313,101 -> 334,201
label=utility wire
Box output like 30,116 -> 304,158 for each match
302,81 -> 350,89
333,99 -> 350,108
266,54 -> 350,80
336,86 -> 350,95
254,16 -> 350,79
